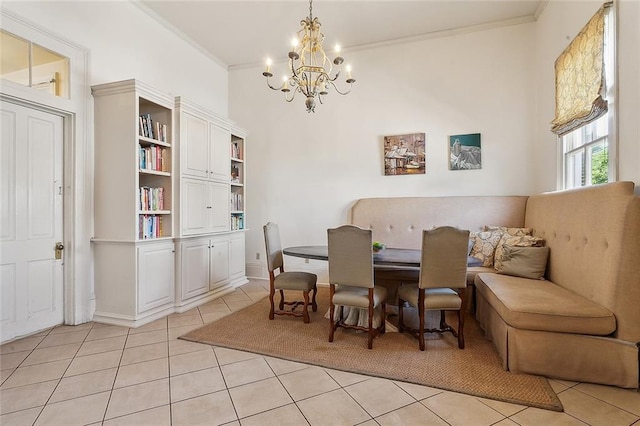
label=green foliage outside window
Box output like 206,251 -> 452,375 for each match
591,148 -> 608,184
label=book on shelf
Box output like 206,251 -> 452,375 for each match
231,214 -> 244,231
231,142 -> 241,160
230,192 -> 243,211
138,186 -> 165,211
138,144 -> 168,172
138,214 -> 163,239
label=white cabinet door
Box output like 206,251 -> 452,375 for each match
210,237 -> 229,290
179,238 -> 210,300
181,113 -> 209,178
229,235 -> 245,278
210,124 -> 230,182
138,242 -> 175,313
210,182 -> 230,232
182,179 -> 210,235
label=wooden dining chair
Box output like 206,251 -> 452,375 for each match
327,225 -> 387,349
263,222 -> 318,323
398,226 -> 470,351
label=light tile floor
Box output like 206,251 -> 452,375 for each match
1,279 -> 639,426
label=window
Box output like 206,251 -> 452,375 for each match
553,3 -> 615,189
0,29 -> 69,98
563,114 -> 608,188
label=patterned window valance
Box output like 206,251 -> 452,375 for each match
551,3 -> 612,136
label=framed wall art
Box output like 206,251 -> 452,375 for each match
383,133 -> 425,176
449,133 -> 481,170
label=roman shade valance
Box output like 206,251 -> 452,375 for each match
551,3 -> 612,136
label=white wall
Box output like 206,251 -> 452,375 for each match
1,1 -> 229,323
2,1 -> 229,115
533,0 -> 640,193
229,23 -> 537,279
616,0 -> 640,188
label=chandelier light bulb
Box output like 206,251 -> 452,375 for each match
346,65 -> 352,78
334,44 -> 341,54
263,58 -> 273,77
281,75 -> 290,92
292,38 -> 299,48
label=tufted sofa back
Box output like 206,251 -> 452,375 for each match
524,181 -> 640,341
351,196 -> 528,250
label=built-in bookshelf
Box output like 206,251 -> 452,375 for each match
137,98 -> 172,240
230,135 -> 245,231
174,97 -> 248,311
91,79 -> 175,326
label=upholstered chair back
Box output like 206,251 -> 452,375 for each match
419,226 -> 469,290
328,225 -> 374,288
263,222 -> 284,272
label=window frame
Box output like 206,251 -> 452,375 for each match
558,2 -> 617,190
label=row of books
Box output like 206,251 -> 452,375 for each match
139,144 -> 168,172
231,214 -> 244,231
138,186 -> 165,211
230,192 -> 243,211
231,142 -> 242,160
139,113 -> 168,142
139,215 -> 163,239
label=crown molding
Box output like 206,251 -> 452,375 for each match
229,14 -> 537,71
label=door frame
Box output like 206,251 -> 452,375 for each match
1,9 -> 92,328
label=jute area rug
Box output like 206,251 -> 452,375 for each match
180,287 -> 563,411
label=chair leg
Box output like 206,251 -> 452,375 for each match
311,285 -> 318,312
278,289 -> 285,310
368,292 -> 374,350
418,290 -> 426,351
458,291 -> 466,349
268,279 -> 275,320
381,301 -> 386,334
398,298 -> 404,333
439,310 -> 447,330
302,290 -> 310,323
457,309 -> 465,349
329,285 -> 335,342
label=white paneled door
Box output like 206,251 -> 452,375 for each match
1,101 -> 64,342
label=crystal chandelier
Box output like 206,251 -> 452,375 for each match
262,0 -> 355,113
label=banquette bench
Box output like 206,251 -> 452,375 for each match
350,182 -> 640,388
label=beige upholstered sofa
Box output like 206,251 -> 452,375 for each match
350,182 -> 640,388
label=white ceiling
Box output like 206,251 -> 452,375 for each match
138,1 -> 544,70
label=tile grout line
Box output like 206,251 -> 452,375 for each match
100,323 -> 130,424
570,385 -> 640,418
31,322 -> 98,425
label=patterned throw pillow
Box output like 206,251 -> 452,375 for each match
470,230 -> 504,267
494,234 -> 545,270
484,225 -> 533,237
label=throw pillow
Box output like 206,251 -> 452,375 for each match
494,234 -> 545,271
484,225 -> 533,237
470,230 -> 504,267
497,245 -> 550,280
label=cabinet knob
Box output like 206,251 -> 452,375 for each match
206,206 -> 212,209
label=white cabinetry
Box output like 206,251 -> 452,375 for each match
181,179 -> 229,235
230,233 -> 245,280
180,112 -> 230,182
91,80 -> 175,327
138,242 -> 175,313
174,98 -> 248,312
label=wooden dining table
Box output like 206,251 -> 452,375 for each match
284,245 -> 481,325
283,245 -> 482,268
